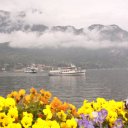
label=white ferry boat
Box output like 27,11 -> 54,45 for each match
24,66 -> 38,73
49,64 -> 86,76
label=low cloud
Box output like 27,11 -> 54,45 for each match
0,30 -> 128,49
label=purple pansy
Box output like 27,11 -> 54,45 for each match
97,109 -> 108,123
78,114 -> 94,128
113,119 -> 123,128
93,109 -> 108,123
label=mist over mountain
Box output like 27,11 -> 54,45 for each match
1,10 -> 128,49
0,42 -> 128,69
0,10 -> 128,69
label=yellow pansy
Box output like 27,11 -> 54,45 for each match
116,101 -> 124,113
57,110 -> 67,121
92,102 -> 101,111
2,116 -> 13,127
96,98 -> 107,106
21,116 -> 33,128
7,107 -> 18,122
78,103 -> 93,115
8,123 -> 22,128
23,111 -> 33,118
66,118 -> 77,128
60,122 -> 67,128
43,105 -> 52,120
107,111 -> 117,124
0,96 -> 5,111
0,112 -> 6,123
5,98 -> 16,108
49,120 -> 60,128
32,118 -> 48,128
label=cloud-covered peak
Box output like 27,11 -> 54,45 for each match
88,24 -> 122,31
51,26 -> 83,35
0,10 -> 128,49
88,24 -> 105,31
87,24 -> 128,42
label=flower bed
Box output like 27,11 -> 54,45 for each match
0,87 -> 128,128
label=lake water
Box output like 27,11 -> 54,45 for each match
0,69 -> 128,107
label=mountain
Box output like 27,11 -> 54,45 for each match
0,10 -> 128,43
1,10 -> 128,69
88,24 -> 128,42
0,43 -> 128,70
0,10 -> 48,33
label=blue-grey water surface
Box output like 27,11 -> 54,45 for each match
0,69 -> 128,107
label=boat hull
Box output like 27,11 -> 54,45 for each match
24,71 -> 37,73
49,72 -> 86,76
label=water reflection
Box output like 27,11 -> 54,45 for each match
0,69 -> 128,107
49,76 -> 78,100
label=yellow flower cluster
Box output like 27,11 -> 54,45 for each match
0,88 -> 78,128
0,97 -> 21,128
0,88 -> 128,128
78,98 -> 127,127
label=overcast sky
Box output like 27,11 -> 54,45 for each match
0,0 -> 128,30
